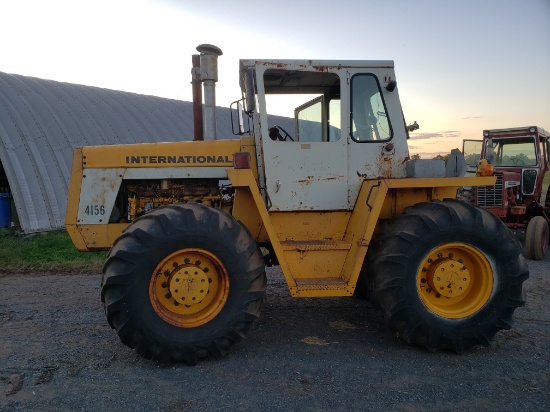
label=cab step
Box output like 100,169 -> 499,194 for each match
280,240 -> 351,251
292,277 -> 352,296
294,277 -> 347,287
278,240 -> 353,296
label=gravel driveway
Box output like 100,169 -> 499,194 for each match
1,253 -> 549,411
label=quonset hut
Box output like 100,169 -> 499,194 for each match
0,72 -> 289,233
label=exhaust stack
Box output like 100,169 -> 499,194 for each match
191,54 -> 203,141
196,44 -> 223,140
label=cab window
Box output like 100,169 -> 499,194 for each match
490,137 -> 537,166
263,69 -> 341,142
350,74 -> 391,142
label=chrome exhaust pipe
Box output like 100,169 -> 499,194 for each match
196,44 -> 223,140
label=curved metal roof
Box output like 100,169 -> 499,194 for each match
0,72 -> 290,233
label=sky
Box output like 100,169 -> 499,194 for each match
1,0 -> 549,158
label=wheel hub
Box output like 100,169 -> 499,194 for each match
168,266 -> 209,305
427,259 -> 470,298
149,248 -> 229,328
416,243 -> 494,319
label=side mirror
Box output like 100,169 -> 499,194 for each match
244,69 -> 256,114
406,121 -> 419,132
230,99 -> 249,136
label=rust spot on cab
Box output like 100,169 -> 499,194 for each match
297,176 -> 314,186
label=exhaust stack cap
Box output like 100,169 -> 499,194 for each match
196,44 -> 223,81
196,44 -> 223,55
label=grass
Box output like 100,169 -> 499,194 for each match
0,228 -> 106,273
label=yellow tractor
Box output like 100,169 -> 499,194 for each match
66,44 -> 528,363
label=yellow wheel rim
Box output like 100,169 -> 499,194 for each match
149,249 -> 229,328
416,243 -> 494,319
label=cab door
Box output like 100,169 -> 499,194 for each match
256,65 -> 349,211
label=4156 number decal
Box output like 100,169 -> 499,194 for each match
84,204 -> 105,216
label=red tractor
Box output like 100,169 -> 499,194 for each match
463,126 -> 550,260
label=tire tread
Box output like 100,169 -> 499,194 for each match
364,199 -> 528,353
101,203 -> 266,363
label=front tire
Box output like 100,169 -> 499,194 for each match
364,199 -> 528,353
101,203 -> 266,364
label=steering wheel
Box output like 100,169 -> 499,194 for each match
510,157 -> 525,165
268,125 -> 294,141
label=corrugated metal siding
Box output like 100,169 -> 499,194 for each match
0,72 -> 291,233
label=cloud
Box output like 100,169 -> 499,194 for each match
411,131 -> 461,140
462,116 -> 483,120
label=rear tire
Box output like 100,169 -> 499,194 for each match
545,185 -> 550,217
101,203 -> 266,364
364,199 -> 528,353
525,216 -> 549,260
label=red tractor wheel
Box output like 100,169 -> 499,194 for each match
525,216 -> 549,260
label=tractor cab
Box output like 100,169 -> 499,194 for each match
235,59 -> 411,211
